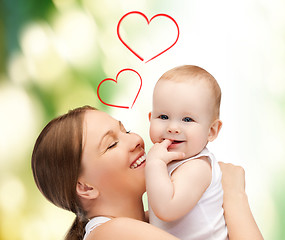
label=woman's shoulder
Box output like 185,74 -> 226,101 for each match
86,217 -> 148,239
86,217 -> 179,240
99,217 -> 147,230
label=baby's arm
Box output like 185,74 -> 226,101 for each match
145,140 -> 212,222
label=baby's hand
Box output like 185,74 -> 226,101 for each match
147,139 -> 185,165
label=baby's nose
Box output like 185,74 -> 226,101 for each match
167,127 -> 181,134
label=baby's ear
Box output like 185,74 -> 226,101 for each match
148,112 -> 152,121
208,119 -> 222,142
76,179 -> 99,200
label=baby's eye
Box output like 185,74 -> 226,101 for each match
159,115 -> 169,120
182,117 -> 194,122
126,130 -> 131,134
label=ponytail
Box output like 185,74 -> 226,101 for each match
65,215 -> 88,240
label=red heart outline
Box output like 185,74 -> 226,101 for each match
97,68 -> 142,109
117,11 -> 180,63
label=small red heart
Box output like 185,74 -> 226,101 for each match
97,68 -> 142,109
117,11 -> 179,63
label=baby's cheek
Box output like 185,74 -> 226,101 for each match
192,134 -> 208,151
149,129 -> 159,143
149,122 -> 160,141
184,130 -> 207,155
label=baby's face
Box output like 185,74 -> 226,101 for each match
149,80 -> 216,158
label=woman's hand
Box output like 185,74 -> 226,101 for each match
218,162 -> 245,201
218,162 -> 264,240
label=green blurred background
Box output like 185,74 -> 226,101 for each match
1,0 -> 285,239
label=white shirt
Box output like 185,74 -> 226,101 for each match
83,216 -> 111,240
149,148 -> 228,240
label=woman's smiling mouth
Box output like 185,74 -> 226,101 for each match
130,154 -> 146,169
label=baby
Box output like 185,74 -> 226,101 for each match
146,65 -> 228,240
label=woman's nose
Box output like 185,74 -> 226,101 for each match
129,133 -> 145,152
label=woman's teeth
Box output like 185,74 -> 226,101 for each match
130,155 -> 146,169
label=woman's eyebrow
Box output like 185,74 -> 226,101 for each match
99,121 -> 121,148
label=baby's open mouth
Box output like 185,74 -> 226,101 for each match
167,139 -> 185,149
163,138 -> 185,144
172,140 -> 185,144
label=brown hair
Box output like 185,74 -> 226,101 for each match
31,105 -> 96,240
158,65 -> 221,118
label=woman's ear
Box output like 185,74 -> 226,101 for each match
76,180 -> 99,200
208,119 -> 222,142
148,112 -> 152,121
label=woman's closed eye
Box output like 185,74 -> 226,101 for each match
107,141 -> 118,150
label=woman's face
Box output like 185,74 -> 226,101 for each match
79,110 -> 146,198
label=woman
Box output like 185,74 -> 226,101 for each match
31,106 -> 263,240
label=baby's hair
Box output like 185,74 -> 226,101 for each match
158,65 -> 221,119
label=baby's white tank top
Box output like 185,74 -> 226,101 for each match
149,148 -> 228,240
